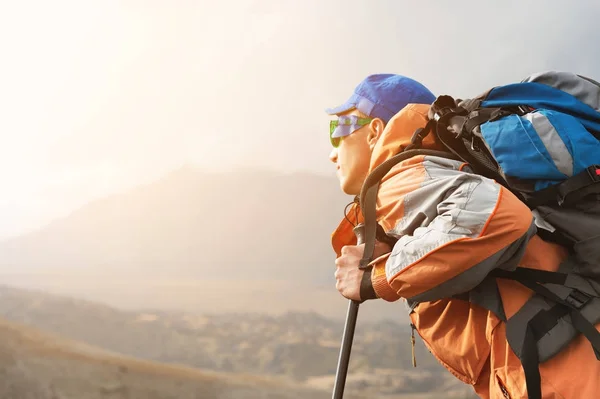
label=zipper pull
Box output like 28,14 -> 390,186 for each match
497,376 -> 512,399
410,323 -> 417,368
499,381 -> 511,399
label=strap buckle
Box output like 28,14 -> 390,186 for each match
555,164 -> 600,206
565,289 -> 592,310
410,127 -> 428,146
587,164 -> 600,182
406,120 -> 436,151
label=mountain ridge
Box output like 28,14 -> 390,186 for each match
0,165 -> 405,321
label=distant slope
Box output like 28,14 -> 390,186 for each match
0,285 -> 477,399
0,165 -> 404,321
0,166 -> 346,282
0,316 -> 344,399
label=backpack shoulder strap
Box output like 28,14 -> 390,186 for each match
357,147 -> 460,268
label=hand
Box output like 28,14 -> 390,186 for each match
334,241 -> 391,301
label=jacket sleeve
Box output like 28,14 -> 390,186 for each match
379,157 -> 536,303
370,254 -> 400,302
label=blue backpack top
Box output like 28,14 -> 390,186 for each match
476,72 -> 600,191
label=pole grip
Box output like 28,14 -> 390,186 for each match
353,223 -> 366,246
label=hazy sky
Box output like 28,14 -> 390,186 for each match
1,0 -> 599,238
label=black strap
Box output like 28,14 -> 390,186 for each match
530,304 -> 569,338
429,95 -> 463,119
535,228 -> 575,250
493,267 -> 600,399
489,267 -> 568,285
462,108 -> 497,134
359,182 -> 380,270
404,119 -> 436,152
460,107 -> 515,136
457,98 -> 482,113
526,164 -> 600,208
521,304 -> 581,399
498,269 -> 592,312
570,309 -> 600,360
359,267 -> 377,301
521,324 -> 543,399
520,301 -> 600,399
556,164 -> 600,204
521,306 -> 600,399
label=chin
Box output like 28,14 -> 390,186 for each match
340,180 -> 360,196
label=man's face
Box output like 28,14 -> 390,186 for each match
328,110 -> 375,196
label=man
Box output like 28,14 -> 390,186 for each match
326,74 -> 600,398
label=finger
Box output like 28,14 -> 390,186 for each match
342,245 -> 363,257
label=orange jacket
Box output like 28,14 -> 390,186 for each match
331,103 -> 600,398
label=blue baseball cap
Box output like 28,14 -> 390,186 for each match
325,74 -> 436,124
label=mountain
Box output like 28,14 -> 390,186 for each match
0,165 -> 404,321
0,314 -> 352,399
0,166 -> 345,282
0,285 -> 477,398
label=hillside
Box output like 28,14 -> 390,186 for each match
0,285 -> 477,398
0,166 -> 345,282
0,316 -> 346,399
0,165 -> 402,321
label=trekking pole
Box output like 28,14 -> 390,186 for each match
332,223 -> 365,399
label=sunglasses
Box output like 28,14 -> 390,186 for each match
329,115 -> 373,148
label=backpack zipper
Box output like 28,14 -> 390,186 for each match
497,376 -> 511,399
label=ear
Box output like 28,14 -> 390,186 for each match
367,118 -> 385,150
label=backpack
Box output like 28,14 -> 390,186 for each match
357,71 -> 600,399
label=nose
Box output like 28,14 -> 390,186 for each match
329,147 -> 338,164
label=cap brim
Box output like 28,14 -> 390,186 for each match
325,100 -> 356,116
